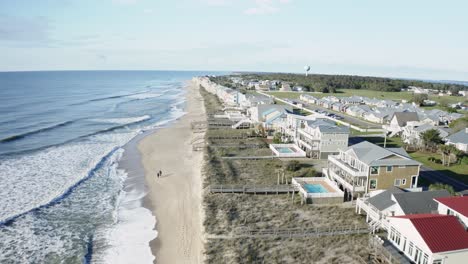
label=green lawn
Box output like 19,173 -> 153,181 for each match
408,151 -> 468,185
355,136 -> 404,148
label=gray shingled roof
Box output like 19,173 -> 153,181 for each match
447,129 -> 468,144
367,187 -> 405,211
346,141 -> 420,166
391,112 -> 419,126
305,119 -> 349,134
392,190 -> 451,214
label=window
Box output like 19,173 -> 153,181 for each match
394,179 -> 401,186
433,260 -> 442,264
402,179 -> 407,185
370,166 -> 379,175
423,254 -> 428,264
408,242 -> 414,256
395,232 -> 401,245
387,166 -> 393,172
370,179 -> 377,190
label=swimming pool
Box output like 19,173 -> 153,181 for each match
276,147 -> 295,153
304,184 -> 328,193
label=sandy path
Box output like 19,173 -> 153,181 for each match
138,81 -> 205,264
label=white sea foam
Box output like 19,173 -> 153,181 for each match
0,132 -> 138,223
91,115 -> 151,125
126,92 -> 163,100
95,169 -> 157,264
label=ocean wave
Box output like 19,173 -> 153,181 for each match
70,90 -> 151,106
80,117 -> 151,140
93,170 -> 157,264
126,92 -> 163,100
0,133 -> 136,225
0,120 -> 77,143
90,115 -> 151,125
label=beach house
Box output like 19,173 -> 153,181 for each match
278,113 -> 316,141
385,214 -> 468,264
435,195 -> 468,226
446,129 -> 468,153
323,141 -> 421,201
402,123 -> 451,147
383,112 -> 420,136
295,119 -> 349,159
247,104 -> 292,135
355,188 -> 450,232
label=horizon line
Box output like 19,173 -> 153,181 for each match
0,69 -> 467,84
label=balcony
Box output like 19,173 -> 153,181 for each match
328,155 -> 367,177
328,169 -> 366,193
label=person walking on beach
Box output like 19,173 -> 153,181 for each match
159,170 -> 162,177
157,171 -> 160,178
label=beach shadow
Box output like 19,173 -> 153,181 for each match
159,173 -> 173,178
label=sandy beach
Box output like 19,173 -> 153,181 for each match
138,81 -> 206,264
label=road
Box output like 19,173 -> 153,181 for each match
419,166 -> 468,191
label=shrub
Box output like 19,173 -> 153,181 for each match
305,168 -> 317,177
434,158 -> 442,164
285,160 -> 300,172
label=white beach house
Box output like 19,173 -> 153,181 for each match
295,119 -> 349,159
386,214 -> 468,264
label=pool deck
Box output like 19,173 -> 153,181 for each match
292,177 -> 345,204
269,143 -> 307,158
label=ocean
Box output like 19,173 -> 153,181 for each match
0,71 -> 217,263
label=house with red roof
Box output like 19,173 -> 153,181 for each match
435,196 -> 468,227
387,214 -> 468,264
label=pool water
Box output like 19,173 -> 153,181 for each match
304,184 -> 328,193
277,147 -> 294,153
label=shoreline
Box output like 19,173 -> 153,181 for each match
138,80 -> 206,264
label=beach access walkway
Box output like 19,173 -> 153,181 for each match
207,225 -> 370,239
209,184 -> 295,194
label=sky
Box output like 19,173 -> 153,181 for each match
0,0 -> 467,81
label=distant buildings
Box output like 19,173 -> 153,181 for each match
383,112 -> 420,136
402,123 -> 451,146
446,128 -> 468,152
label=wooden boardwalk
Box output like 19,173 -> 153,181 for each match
226,225 -> 370,239
221,155 -> 276,160
209,184 -> 295,194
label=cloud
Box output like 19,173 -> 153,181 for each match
244,0 -> 291,15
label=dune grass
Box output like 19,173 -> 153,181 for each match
200,87 -> 370,263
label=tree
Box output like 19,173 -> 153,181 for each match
412,93 -> 428,106
429,183 -> 455,195
439,144 -> 461,166
322,87 -> 330,93
421,129 -> 443,151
